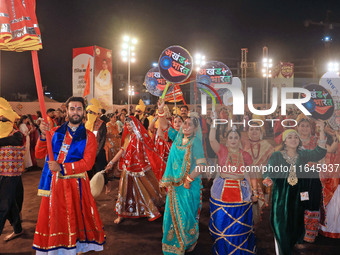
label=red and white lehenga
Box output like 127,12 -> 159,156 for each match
116,116 -> 164,221
33,124 -> 105,254
320,143 -> 340,238
154,123 -> 172,180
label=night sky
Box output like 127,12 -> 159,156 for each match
2,0 -> 340,101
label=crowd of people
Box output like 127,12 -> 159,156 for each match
0,95 -> 339,255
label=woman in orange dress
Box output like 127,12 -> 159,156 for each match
104,114 -> 121,178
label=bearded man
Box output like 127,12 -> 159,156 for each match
33,96 -> 105,254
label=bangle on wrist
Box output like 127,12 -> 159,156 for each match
186,176 -> 194,183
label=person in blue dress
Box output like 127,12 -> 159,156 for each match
158,99 -> 206,255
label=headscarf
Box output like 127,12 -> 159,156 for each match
173,107 -> 181,115
297,117 -> 312,126
135,99 -> 146,120
0,97 -> 19,138
85,98 -> 101,131
119,116 -> 164,180
135,99 -> 146,112
275,129 -> 301,151
296,113 -> 308,124
86,98 -> 101,114
282,129 -> 300,142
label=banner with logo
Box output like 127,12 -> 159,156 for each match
158,45 -> 193,84
303,84 -> 335,120
73,46 -> 113,108
144,67 -> 174,97
271,62 -> 294,104
320,72 -> 340,130
73,46 -> 95,100
94,46 -> 113,109
196,61 -> 232,97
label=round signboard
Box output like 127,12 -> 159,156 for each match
320,72 -> 340,130
196,61 -> 232,97
158,45 -> 193,83
223,77 -> 241,105
144,67 -> 174,97
302,84 -> 335,120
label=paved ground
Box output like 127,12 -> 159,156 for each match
1,167 -> 339,255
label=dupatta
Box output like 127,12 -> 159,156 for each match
161,117 -> 203,187
119,116 -> 164,179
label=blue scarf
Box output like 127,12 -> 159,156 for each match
38,122 -> 87,196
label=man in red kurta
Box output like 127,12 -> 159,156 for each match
33,97 -> 105,254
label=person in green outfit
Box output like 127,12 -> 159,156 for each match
263,120 -> 327,255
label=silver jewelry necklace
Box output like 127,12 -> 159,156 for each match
68,125 -> 78,133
